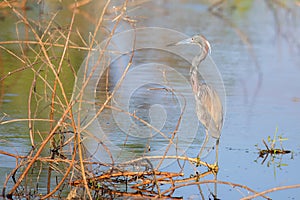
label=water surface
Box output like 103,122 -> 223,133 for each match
0,0 -> 299,199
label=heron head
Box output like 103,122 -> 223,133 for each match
174,34 -> 211,55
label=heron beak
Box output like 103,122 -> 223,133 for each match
166,37 -> 192,47
174,37 -> 193,45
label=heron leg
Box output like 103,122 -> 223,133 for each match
197,129 -> 209,159
197,130 -> 220,169
215,138 -> 219,165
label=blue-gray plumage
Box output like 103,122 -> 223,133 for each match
173,34 -> 223,163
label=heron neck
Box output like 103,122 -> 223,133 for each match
191,45 -> 208,69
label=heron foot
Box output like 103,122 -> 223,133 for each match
195,157 -> 199,167
209,162 -> 219,174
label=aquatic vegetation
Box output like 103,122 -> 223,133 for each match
255,127 -> 292,177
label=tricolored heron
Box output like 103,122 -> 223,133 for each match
171,34 -> 223,164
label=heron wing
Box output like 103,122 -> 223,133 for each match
195,83 -> 223,138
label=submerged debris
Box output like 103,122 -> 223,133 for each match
259,139 -> 291,158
